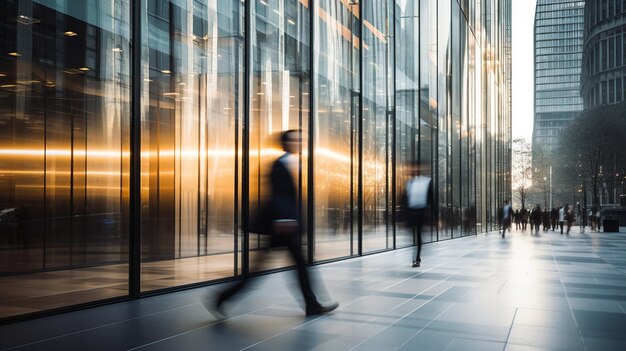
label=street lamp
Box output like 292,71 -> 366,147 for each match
549,166 -> 552,209
543,176 -> 547,208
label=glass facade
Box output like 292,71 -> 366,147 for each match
581,0 -> 626,108
0,0 -> 131,318
533,0 -> 585,153
0,0 -> 511,322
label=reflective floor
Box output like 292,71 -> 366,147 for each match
2,226 -> 626,351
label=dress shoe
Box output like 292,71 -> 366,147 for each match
306,302 -> 339,316
204,297 -> 226,320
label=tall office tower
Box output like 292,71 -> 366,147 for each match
581,0 -> 626,108
579,0 -> 626,206
533,0 -> 585,153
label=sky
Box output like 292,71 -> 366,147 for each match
511,0 -> 538,142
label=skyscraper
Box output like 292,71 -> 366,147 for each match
578,0 -> 626,206
533,0 -> 585,153
581,0 -> 626,108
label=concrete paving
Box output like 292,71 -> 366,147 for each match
2,226 -> 626,351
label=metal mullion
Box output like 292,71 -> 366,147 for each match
242,0 -> 252,276
358,0 -> 364,257
391,0 -> 397,250
129,0 -> 142,298
307,0 -> 316,264
434,0 -> 440,242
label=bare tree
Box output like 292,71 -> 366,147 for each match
558,102 -> 626,208
513,138 -> 532,209
531,144 -> 552,208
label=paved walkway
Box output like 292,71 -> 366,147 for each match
2,227 -> 626,351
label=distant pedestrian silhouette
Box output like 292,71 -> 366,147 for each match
551,207 -> 558,231
559,205 -> 566,234
530,204 -> 542,234
501,200 -> 512,238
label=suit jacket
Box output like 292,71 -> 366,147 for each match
401,176 -> 433,227
269,153 -> 300,223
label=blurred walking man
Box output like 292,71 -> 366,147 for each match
212,130 -> 338,317
404,161 -> 433,268
501,200 -> 512,238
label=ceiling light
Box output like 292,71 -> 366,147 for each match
8,52 -> 21,57
161,70 -> 171,74
64,69 -> 83,75
63,31 -> 77,37
78,67 -> 90,71
14,15 -> 40,25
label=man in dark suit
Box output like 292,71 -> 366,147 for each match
212,129 -> 338,317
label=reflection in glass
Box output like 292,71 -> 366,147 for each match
419,0 -> 438,243
314,0 -> 359,260
140,0 -> 243,291
0,0 -> 130,318
395,0 -> 419,248
437,0 -> 452,240
249,0 -> 310,269
362,0 -> 392,253
475,33 -> 486,232
451,2 -> 461,237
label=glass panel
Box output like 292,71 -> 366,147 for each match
475,33 -> 485,232
0,0 -> 130,318
460,12 -> 471,236
602,39 -> 607,71
249,0 -> 310,270
437,0 -> 451,240
468,32 -> 478,235
419,0 -> 438,243
617,33 -> 623,67
140,0 -> 243,291
451,2 -> 461,238
314,0 -> 359,261
395,0 -> 419,248
362,0 -> 391,253
609,37 -> 615,69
